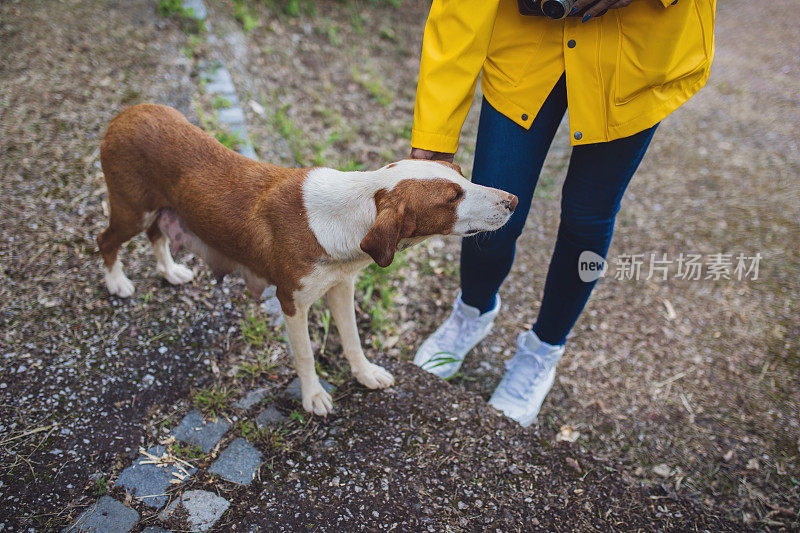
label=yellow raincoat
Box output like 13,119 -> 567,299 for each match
412,0 -> 716,152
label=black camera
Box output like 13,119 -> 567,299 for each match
517,0 -> 604,20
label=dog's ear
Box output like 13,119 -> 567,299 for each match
360,202 -> 414,268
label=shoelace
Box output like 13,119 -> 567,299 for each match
503,348 -> 554,400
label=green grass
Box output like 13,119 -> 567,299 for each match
172,442 -> 203,460
233,0 -> 259,32
356,252 -> 407,336
212,95 -> 232,109
91,476 -> 108,497
271,103 -> 307,165
192,385 -> 232,417
156,0 -> 206,33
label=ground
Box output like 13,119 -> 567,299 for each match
0,0 -> 797,530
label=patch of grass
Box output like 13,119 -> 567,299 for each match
316,19 -> 342,47
241,311 -> 269,347
238,351 -> 278,385
172,442 -> 203,460
356,252 -> 407,335
233,0 -> 259,32
156,0 -> 205,33
91,476 -> 108,497
262,0 -> 314,17
192,385 -> 232,417
214,128 -> 246,150
351,65 -> 392,107
212,95 -> 232,109
271,103 -> 306,165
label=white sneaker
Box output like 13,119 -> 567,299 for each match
488,330 -> 565,427
413,293 -> 500,379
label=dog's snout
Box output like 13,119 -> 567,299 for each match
503,194 -> 518,212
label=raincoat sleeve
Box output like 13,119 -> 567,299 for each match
411,0 -> 500,153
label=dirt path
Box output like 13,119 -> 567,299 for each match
0,0 -> 796,530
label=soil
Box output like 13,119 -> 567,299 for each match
0,0 -> 797,530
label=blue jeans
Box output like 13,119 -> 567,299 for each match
461,74 -> 658,346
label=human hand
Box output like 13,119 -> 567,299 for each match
572,0 -> 635,18
409,148 -> 455,164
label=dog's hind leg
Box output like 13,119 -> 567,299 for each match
284,306 -> 334,416
96,197 -> 142,298
326,278 -> 395,389
147,212 -> 194,286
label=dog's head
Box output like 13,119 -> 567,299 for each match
360,159 -> 517,267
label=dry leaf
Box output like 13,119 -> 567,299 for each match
652,464 -> 672,477
555,425 -> 580,443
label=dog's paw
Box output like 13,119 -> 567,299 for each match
302,385 -> 334,416
105,272 -> 135,298
353,362 -> 395,389
159,263 -> 194,285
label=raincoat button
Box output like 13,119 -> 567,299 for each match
574,131 -> 583,140
567,40 -> 576,48
521,114 -> 528,121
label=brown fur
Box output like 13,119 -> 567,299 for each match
360,179 -> 462,267
97,104 -> 323,315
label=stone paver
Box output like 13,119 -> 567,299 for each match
235,387 -> 270,410
172,410 -> 231,452
159,490 -> 230,532
115,445 -> 197,509
64,496 -> 139,533
204,66 -> 236,96
181,0 -> 207,20
208,437 -> 262,485
283,377 -> 334,401
256,405 -> 286,427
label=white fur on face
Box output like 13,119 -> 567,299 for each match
303,159 -> 513,259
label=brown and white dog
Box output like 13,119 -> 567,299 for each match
97,104 -> 517,415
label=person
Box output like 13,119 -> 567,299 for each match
410,0 -> 716,426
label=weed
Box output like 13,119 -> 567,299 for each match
238,351 -> 278,385
156,0 -> 205,33
241,311 -> 269,347
233,0 -> 259,33
172,442 -> 203,460
271,103 -> 306,165
214,128 -> 246,150
317,19 -> 342,47
192,386 -> 232,417
91,476 -> 108,497
356,252 -> 406,333
289,410 -> 305,424
182,33 -> 205,59
212,95 -> 232,109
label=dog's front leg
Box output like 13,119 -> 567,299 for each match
283,306 -> 334,416
326,278 -> 394,389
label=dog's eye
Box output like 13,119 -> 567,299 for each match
447,189 -> 464,204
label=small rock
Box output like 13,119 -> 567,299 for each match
652,464 -> 672,477
235,388 -> 270,410
172,410 -> 231,452
256,406 -> 286,428
159,490 -> 229,532
115,445 -> 196,509
63,496 -> 139,533
283,378 -> 334,401
209,438 -> 262,485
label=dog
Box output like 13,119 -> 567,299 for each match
97,104 -> 517,415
